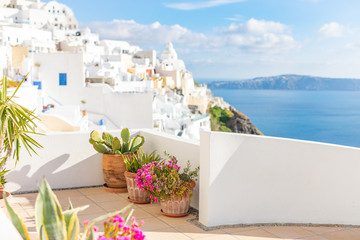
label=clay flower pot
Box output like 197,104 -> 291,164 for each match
0,189 -> 11,209
160,182 -> 196,217
124,171 -> 150,204
102,154 -> 130,193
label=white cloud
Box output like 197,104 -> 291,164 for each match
164,0 -> 245,10
222,18 -> 299,52
88,19 -> 208,46
319,22 -> 345,38
88,18 -> 298,54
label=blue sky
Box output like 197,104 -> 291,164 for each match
46,0 -> 360,79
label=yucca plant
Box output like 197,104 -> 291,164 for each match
4,179 -> 136,240
0,76 -> 42,186
124,150 -> 162,173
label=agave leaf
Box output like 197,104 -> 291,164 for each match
64,205 -> 89,240
121,128 -> 130,143
4,192 -> 31,240
86,228 -> 96,240
88,138 -> 95,145
112,137 -> 121,152
39,179 -> 67,240
90,130 -> 102,142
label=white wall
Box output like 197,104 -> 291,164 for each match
104,92 -> 153,129
140,129 -> 200,209
5,131 -> 106,192
200,131 -> 360,227
4,128 -> 200,206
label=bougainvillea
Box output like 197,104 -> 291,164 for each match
85,215 -> 145,240
135,153 -> 199,202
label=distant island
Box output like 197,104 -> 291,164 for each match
206,74 -> 360,91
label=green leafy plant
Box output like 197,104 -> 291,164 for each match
4,178 -> 144,240
0,76 -> 42,186
89,128 -> 145,155
209,106 -> 233,132
124,150 -> 162,173
135,152 -> 199,202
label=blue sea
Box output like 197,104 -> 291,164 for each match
209,89 -> 360,148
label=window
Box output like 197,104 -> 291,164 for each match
59,73 -> 67,86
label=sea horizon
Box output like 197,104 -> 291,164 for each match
206,88 -> 360,148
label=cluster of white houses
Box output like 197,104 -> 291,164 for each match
0,0 -> 211,139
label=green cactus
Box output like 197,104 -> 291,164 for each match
89,128 -> 145,155
121,128 -> 130,143
129,135 -> 145,153
112,137 -> 121,152
102,132 -> 114,148
90,130 -> 102,142
93,142 -> 110,154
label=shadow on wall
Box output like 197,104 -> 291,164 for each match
7,153 -> 102,193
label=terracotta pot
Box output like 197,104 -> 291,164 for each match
124,171 -> 150,204
160,182 -> 195,217
102,154 -> 135,193
0,190 -> 11,209
160,193 -> 191,217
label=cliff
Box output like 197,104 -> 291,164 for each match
226,107 -> 263,135
207,93 -> 263,135
207,74 -> 360,91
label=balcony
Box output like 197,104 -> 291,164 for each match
3,128 -> 360,239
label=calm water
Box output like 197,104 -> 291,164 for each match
211,89 -> 360,148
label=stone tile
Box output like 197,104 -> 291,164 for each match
78,187 -> 105,195
302,226 -> 344,235
174,224 -> 226,239
302,236 -> 328,240
157,215 -> 195,227
264,226 -> 314,239
86,193 -> 124,203
131,208 -> 153,220
77,202 -> 107,216
144,228 -> 191,240
198,235 -> 238,240
140,217 -> 171,231
12,195 -> 37,205
231,228 -> 279,239
116,192 -> 129,200
53,189 -> 83,198
322,229 -> 360,240
223,227 -> 261,234
141,204 -> 163,217
96,198 -> 136,212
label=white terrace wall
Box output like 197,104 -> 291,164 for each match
4,128 -> 200,211
140,129 -> 200,209
199,131 -> 360,227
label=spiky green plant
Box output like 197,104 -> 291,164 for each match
4,178 -> 134,240
0,76 -> 42,186
124,150 -> 162,173
89,128 -> 145,155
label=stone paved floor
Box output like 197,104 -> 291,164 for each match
5,187 -> 360,240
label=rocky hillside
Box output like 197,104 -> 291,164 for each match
208,104 -> 262,135
207,74 -> 360,91
226,107 -> 262,135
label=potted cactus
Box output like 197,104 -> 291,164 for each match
89,128 -> 145,193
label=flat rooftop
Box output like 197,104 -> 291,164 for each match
6,187 -> 360,240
